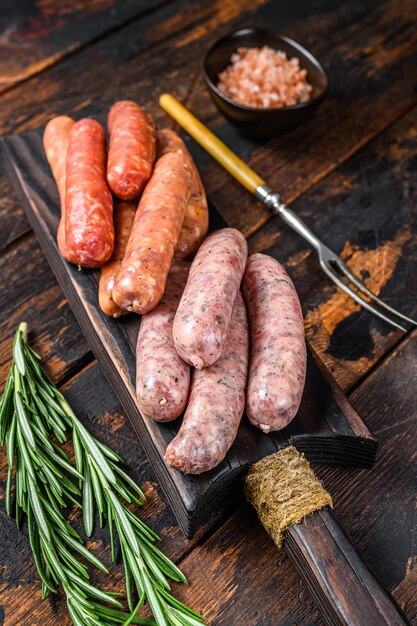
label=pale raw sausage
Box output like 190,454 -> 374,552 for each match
173,228 -> 247,369
156,129 -> 208,259
165,291 -> 248,474
107,100 -> 155,200
242,253 -> 306,432
98,201 -> 137,317
112,151 -> 193,313
43,115 -> 75,260
65,118 -> 114,268
136,261 -> 190,421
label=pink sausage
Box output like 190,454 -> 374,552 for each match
173,228 -> 248,369
242,253 -> 306,433
165,291 -> 249,474
136,261 -> 190,422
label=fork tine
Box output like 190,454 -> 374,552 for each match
333,258 -> 417,327
320,262 -> 407,332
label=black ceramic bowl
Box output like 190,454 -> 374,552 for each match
203,28 -> 328,139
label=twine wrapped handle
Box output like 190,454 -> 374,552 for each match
245,446 -> 408,626
245,446 -> 332,549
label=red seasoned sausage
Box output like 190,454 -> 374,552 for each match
173,228 -> 247,369
242,253 -> 306,433
43,115 -> 75,260
65,119 -> 114,268
112,151 -> 193,314
107,100 -> 156,200
156,129 -> 208,259
136,261 -> 190,421
98,201 -> 137,318
165,291 -> 248,474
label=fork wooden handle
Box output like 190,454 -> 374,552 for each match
159,93 -> 265,193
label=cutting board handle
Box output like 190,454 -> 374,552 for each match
285,507 -> 408,626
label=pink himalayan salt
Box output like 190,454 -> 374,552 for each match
217,46 -> 313,109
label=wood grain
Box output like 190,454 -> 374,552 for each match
0,360 -> 204,626
286,508 -> 407,626
248,105 -> 417,391
0,0 -> 270,255
171,330 -> 417,625
0,234 -> 90,385
0,1 -> 415,624
0,0 -> 173,94
2,128 -> 377,539
184,0 -> 417,236
0,0 -> 416,252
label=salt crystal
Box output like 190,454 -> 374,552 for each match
217,45 -> 313,109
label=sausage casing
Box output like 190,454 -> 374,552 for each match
156,129 -> 208,259
113,151 -> 193,314
65,118 -> 114,268
173,228 -> 247,369
242,253 -> 306,433
98,201 -> 137,317
136,261 -> 190,421
107,100 -> 156,200
43,115 -> 75,260
165,291 -> 248,474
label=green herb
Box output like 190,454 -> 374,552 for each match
0,323 -> 204,626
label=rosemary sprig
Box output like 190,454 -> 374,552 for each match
0,324 -> 204,626
0,325 -> 142,625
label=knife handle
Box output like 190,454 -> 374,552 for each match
285,507 -> 408,626
159,93 -> 265,193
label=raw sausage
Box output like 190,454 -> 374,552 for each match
65,118 -> 114,268
157,129 -> 208,259
165,291 -> 248,474
173,228 -> 247,369
98,201 -> 137,317
136,261 -> 190,421
43,115 -> 75,260
107,100 -> 156,200
112,151 -> 193,314
242,253 -> 306,433
156,129 -> 208,259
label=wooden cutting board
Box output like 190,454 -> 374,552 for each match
1,129 -> 377,537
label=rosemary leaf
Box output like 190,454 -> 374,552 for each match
13,328 -> 26,375
83,464 -> 95,538
15,389 -> 36,449
5,465 -> 13,516
65,568 -> 123,608
1,324 -> 205,626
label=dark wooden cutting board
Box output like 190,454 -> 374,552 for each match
1,129 -> 377,537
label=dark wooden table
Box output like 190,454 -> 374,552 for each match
0,1 -> 416,624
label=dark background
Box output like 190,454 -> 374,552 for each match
0,1 -> 416,624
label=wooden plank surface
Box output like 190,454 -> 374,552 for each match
184,0 -> 417,235
1,0 -> 417,250
0,361 -> 203,626
0,0 -> 270,253
248,105 -> 417,390
2,127 -> 377,538
0,235 -> 91,384
0,0 -> 174,93
171,330 -> 417,625
0,0 -> 416,624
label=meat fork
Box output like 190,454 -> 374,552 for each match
160,94 -> 416,332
